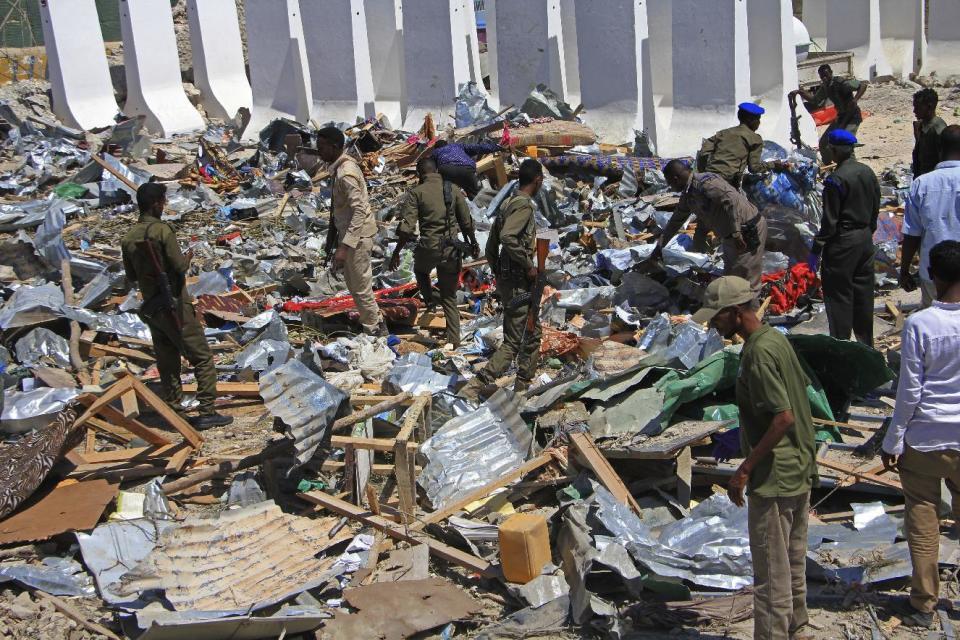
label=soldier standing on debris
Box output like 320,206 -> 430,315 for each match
698,102 -> 783,189
882,240 -> 960,629
316,126 -> 387,337
389,157 -> 480,348
458,159 -> 544,402
810,129 -> 880,346
651,160 -> 768,290
694,276 -> 817,640
790,64 -> 868,165
901,126 -> 960,308
120,183 -> 233,430
911,88 -> 948,179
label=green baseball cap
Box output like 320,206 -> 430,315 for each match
691,276 -> 756,324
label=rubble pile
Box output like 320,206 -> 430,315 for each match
0,76 -> 947,640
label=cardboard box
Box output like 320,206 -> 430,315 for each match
498,513 -> 550,584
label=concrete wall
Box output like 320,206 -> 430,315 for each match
923,0 -> 960,78
801,0 -> 826,49
186,0 -> 252,122
879,0 -> 924,78
363,0 -> 405,127
826,0 -> 892,79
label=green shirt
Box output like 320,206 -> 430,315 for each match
121,214 -> 190,302
699,123 -> 770,186
912,116 -> 947,178
811,78 -> 863,126
396,173 -> 474,251
736,325 -> 817,497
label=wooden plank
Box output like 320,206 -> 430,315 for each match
569,432 -> 644,516
330,436 -> 402,452
348,394 -> 417,407
164,444 -> 193,473
332,393 -> 415,433
74,378 -> 134,428
394,441 -> 416,523
79,398 -> 171,447
816,457 -> 902,491
87,342 -> 155,363
813,417 -> 882,433
120,389 -> 139,418
80,444 -> 181,464
320,461 -> 414,476
414,454 -> 554,529
126,375 -> 204,449
181,381 -> 262,397
298,491 -> 493,576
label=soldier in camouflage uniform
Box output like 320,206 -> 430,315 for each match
121,183 -> 232,430
389,157 -> 479,347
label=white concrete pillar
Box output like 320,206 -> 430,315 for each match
879,0 -> 925,78
748,0 -> 817,150
400,0 -> 472,130
801,0 -> 826,49
488,0 -> 567,108
573,0 -> 654,145
243,0 -> 313,139
460,0 -> 484,87
39,0 -> 119,131
300,0 -> 376,125
119,0 -> 203,136
657,0 -> 750,158
186,0 -> 252,122
922,0 -> 960,78
363,0 -> 405,127
559,0 -> 580,107
826,0 -> 892,80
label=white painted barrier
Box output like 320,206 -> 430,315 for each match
801,0 -> 826,49
656,0 -> 751,158
826,0 -> 892,80
488,0 -> 568,109
879,0 -> 924,78
400,0 -> 472,130
119,0 -> 203,136
185,0 -> 252,122
749,0 -> 817,150
39,0 -> 119,131
559,0 -> 581,108
646,0 -> 673,116
243,0 -> 312,139
573,0 -> 654,145
363,0 -> 405,127
460,0 -> 484,88
923,0 -> 960,78
301,0 -> 376,125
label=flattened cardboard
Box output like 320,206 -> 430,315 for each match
0,479 -> 117,544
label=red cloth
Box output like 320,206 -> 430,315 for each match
761,263 -> 819,315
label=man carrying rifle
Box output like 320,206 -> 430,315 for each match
459,159 -> 545,402
121,183 -> 232,429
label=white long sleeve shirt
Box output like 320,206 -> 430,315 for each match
882,300 -> 960,455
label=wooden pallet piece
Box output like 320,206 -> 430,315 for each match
298,491 -> 492,576
394,394 -> 430,523
816,457 -> 902,491
569,432 -> 644,516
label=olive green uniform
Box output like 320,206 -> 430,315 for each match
477,193 -> 540,385
736,324 -> 816,640
699,123 -> 772,188
809,78 -> 863,164
396,173 -> 475,346
912,115 -> 947,178
663,172 -> 768,289
814,157 -> 881,346
121,214 -> 218,416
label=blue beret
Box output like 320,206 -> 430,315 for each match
827,129 -> 859,146
738,102 -> 765,116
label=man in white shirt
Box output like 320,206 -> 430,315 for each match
883,240 -> 960,628
900,125 -> 960,308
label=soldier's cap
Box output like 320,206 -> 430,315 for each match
691,276 -> 756,324
738,102 -> 765,116
827,129 -> 862,147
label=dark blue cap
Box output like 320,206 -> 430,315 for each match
827,129 -> 859,146
738,102 -> 765,116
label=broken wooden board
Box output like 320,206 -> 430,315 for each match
182,381 -> 262,397
299,491 -> 493,576
569,432 -> 643,516
0,479 -> 117,544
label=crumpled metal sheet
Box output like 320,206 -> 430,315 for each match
553,286 -> 615,311
131,607 -> 328,640
116,501 -> 350,612
32,198 -> 79,269
383,353 -> 454,396
1,387 -> 81,433
418,388 -> 533,510
236,339 -> 291,373
0,556 -> 95,597
76,267 -> 124,309
259,359 -> 348,467
187,270 -> 233,297
0,282 -> 64,329
62,307 -> 152,341
15,327 -> 71,368
0,199 -> 61,231
241,310 -> 287,344
100,153 -> 149,197
455,81 -> 499,128
76,519 -> 177,605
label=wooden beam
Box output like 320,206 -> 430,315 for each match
816,457 -> 902,491
120,389 -> 139,418
298,491 -> 492,576
332,393 -> 415,433
125,375 -> 203,449
569,432 -> 644,516
86,342 -> 155,363
182,381 -> 262,397
414,454 -> 554,529
78,397 -> 171,447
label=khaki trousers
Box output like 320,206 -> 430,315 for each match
748,492 -> 810,639
900,446 -> 960,613
342,236 -> 382,331
414,246 -> 462,347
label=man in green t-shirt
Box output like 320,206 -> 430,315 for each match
791,63 -> 869,164
693,276 -> 817,640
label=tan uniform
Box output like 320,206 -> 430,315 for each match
330,154 -> 382,332
699,123 -> 771,188
397,173 -> 475,346
121,215 -> 218,416
664,172 -> 767,288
